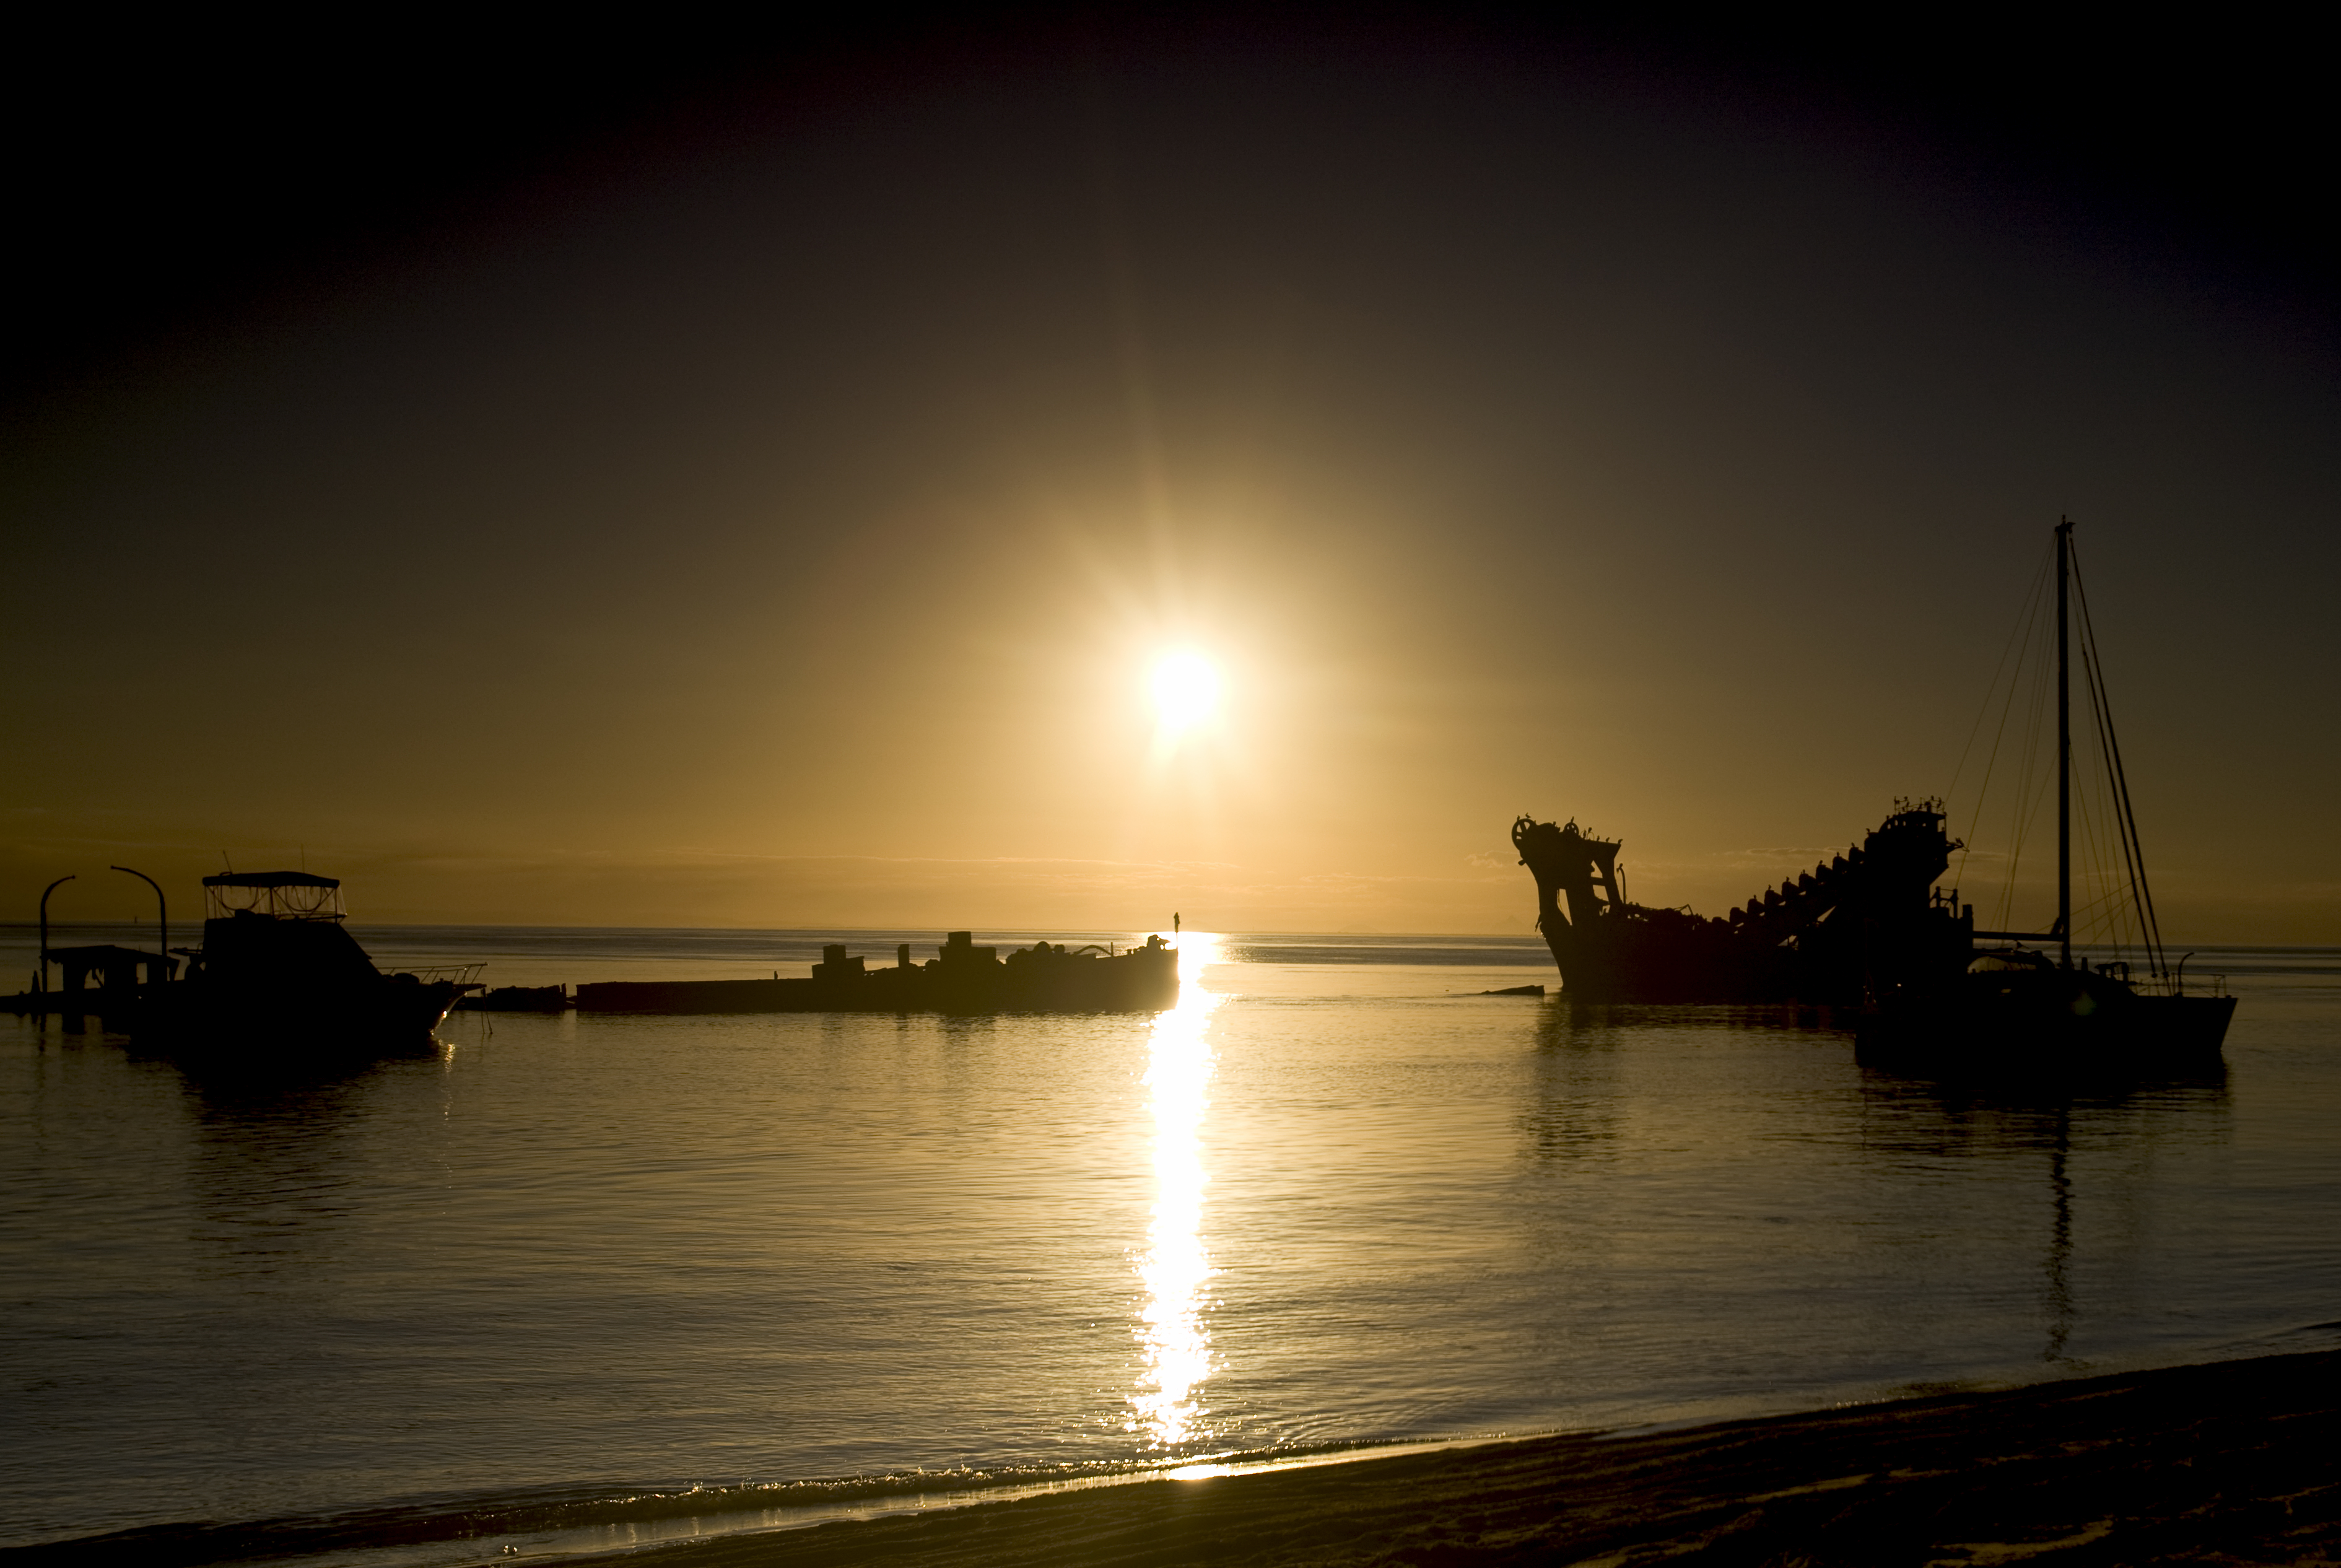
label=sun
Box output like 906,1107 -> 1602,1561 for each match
1149,651 -> 1222,734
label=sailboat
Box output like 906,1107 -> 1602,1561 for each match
1857,520 -> 2236,1068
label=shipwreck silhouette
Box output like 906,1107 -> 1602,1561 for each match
1512,804 -> 1969,1006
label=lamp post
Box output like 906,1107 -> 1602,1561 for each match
111,866 -> 167,984
37,875 -> 75,995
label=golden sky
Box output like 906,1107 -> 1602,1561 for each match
7,22 -> 2338,940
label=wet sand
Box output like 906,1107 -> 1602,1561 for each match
589,1349 -> 2341,1566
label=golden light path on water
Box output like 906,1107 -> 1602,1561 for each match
1129,932 -> 1225,1447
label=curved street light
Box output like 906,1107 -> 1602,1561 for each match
111,866 -> 167,983
37,874 -> 75,995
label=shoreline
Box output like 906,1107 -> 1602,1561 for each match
562,1348 -> 2341,1567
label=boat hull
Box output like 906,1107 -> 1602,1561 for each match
1857,970 -> 2235,1072
133,977 -> 463,1048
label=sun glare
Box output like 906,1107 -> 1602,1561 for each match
1150,651 -> 1222,734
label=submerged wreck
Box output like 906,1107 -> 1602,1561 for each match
1512,803 -> 1970,1007
572,931 -> 1180,1014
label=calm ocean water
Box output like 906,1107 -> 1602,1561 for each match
3,926 -> 2337,1563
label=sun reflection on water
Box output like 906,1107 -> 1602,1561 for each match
1128,932 -> 1224,1448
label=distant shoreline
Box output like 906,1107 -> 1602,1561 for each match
564,1348 -> 2341,1567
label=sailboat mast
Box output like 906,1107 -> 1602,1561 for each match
2056,517 -> 2073,970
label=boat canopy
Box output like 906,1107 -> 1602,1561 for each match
203,871 -> 346,922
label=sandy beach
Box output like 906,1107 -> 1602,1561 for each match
582,1349 -> 2341,1567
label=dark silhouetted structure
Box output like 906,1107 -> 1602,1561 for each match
7,873 -> 180,1025
1516,521 -> 2234,1069
458,984 -> 569,1012
572,932 -> 1179,1015
43,944 -> 179,995
137,871 -> 477,1049
1860,521 -> 2234,1066
1512,803 -> 1968,1006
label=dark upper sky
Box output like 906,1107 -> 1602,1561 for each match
7,8 -> 2337,937
12,9 -> 2334,411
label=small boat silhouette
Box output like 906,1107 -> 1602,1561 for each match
8,869 -> 477,1052
1858,520 -> 2234,1067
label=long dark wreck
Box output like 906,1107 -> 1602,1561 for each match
1512,803 -> 1971,1007
569,931 -> 1180,1015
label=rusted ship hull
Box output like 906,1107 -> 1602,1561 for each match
574,934 -> 1180,1015
1511,805 -> 1973,1006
